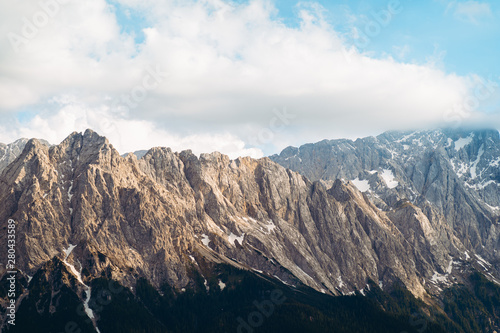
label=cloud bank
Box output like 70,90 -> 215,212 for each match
0,0 -> 497,157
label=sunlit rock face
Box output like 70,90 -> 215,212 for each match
0,128 -> 499,324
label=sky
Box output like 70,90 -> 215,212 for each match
1,0 -> 500,158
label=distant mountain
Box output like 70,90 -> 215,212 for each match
1,129 -> 500,332
121,150 -> 149,159
0,138 -> 51,173
271,129 -> 500,263
0,139 -> 29,173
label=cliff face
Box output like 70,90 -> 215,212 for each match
1,129 -> 482,305
0,138 -> 51,173
271,129 -> 500,268
3,128 -> 500,333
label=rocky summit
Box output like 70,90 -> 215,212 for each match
271,129 -> 500,263
1,128 -> 500,333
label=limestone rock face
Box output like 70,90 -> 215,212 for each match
271,129 -> 500,271
0,138 -> 51,173
0,128 -> 496,305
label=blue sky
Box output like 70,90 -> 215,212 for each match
107,0 -> 500,107
108,0 -> 500,77
109,0 -> 148,44
1,0 -> 499,157
274,0 -> 500,77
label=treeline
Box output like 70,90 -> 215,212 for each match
3,260 -> 500,332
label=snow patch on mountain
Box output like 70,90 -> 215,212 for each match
61,244 -> 101,332
336,276 -> 345,288
470,145 -> 484,179
351,178 -> 370,192
264,220 -> 276,234
201,234 -> 210,247
68,181 -> 74,201
475,254 -> 492,270
490,157 -> 500,167
218,280 -> 226,290
454,134 -> 474,151
381,169 -> 398,189
228,232 -> 245,246
63,244 -> 77,260
430,271 -> 449,285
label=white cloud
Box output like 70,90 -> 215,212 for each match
0,98 -> 263,159
446,1 -> 492,24
0,0 -> 497,156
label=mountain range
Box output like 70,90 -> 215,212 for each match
1,128 -> 500,332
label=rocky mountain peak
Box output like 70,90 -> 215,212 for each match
2,128 -> 500,332
271,128 -> 500,262
1,129 -> 468,299
0,138 -> 33,174
2,128 -> 500,333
